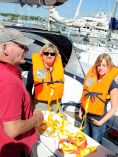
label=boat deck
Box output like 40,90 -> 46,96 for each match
34,111 -> 115,157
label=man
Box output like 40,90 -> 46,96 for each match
26,43 -> 64,113
0,28 -> 44,157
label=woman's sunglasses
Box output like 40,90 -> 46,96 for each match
43,52 -> 56,56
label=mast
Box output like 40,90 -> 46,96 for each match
48,6 -> 53,31
106,0 -> 118,44
112,0 -> 118,17
67,0 -> 83,36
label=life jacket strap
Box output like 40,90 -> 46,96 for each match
84,89 -> 106,104
34,80 -> 64,87
80,89 -> 106,130
48,84 -> 60,113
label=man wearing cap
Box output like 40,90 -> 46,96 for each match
0,28 -> 44,157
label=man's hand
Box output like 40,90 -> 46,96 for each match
33,109 -> 44,127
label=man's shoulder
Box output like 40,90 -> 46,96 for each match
0,67 -> 12,75
0,68 -> 9,78
0,68 -> 18,83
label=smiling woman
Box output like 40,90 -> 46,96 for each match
26,43 -> 64,113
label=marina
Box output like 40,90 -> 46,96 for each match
0,0 -> 118,156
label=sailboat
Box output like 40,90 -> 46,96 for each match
48,1 -> 118,42
0,0 -> 118,156
49,6 -> 110,37
75,1 -> 118,67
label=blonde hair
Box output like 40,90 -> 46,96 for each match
95,53 -> 113,68
93,53 -> 114,76
40,43 -> 59,55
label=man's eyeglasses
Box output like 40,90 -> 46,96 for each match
43,52 -> 56,56
17,44 -> 29,52
12,41 -> 28,51
18,44 -> 28,51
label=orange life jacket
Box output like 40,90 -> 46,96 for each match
32,53 -> 64,101
81,66 -> 118,116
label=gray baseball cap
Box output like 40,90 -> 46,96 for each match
0,28 -> 34,45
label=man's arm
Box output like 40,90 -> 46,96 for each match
1,79 -> 43,138
3,109 -> 44,138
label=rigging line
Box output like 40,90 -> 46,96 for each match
67,0 -> 83,37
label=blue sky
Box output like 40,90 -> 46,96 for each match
0,0 -> 117,19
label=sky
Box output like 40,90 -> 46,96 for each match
0,0 -> 117,19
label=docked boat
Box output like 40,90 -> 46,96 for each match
73,0 -> 118,67
49,6 -> 109,37
0,0 -> 118,156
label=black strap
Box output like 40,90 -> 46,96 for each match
62,101 -> 81,112
84,89 -> 106,104
34,80 -> 64,87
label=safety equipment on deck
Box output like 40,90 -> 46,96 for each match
32,53 -> 64,101
81,66 -> 118,116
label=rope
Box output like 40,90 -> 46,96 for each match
37,111 -> 66,137
47,83 -> 60,113
37,111 -> 97,156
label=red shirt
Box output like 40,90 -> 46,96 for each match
0,61 -> 37,157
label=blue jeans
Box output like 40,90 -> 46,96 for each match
83,115 -> 107,143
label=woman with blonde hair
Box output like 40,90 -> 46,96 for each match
79,53 -> 118,143
26,43 -> 64,113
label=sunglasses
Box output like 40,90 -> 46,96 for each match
43,52 -> 56,56
17,44 -> 29,52
18,44 -> 28,50
13,42 -> 28,51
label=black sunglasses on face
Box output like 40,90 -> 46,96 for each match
43,52 -> 56,56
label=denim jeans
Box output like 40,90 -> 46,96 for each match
83,114 -> 107,143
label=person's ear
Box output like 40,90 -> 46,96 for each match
2,43 -> 9,56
